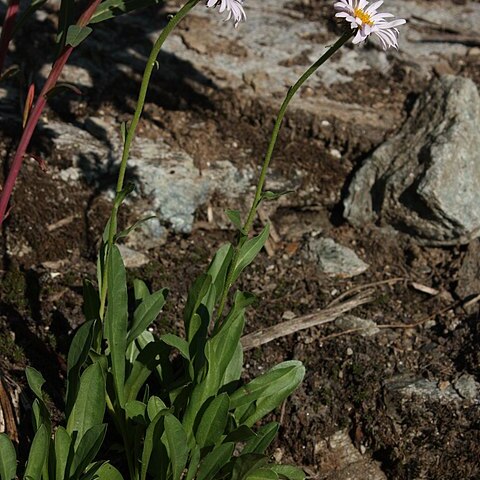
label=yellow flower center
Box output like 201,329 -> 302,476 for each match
354,8 -> 374,26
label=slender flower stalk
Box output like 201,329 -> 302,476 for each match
216,30 -> 354,319
0,0 -> 20,75
0,0 -> 103,226
99,0 -> 201,320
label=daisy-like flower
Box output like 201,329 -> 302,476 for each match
334,0 -> 406,49
206,0 -> 246,27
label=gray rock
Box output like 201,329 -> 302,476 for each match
385,375 -> 468,404
343,76 -> 480,244
130,139 -> 252,233
117,245 -> 150,269
315,430 -> 387,480
306,237 -> 369,278
454,374 -> 480,401
43,120 -> 253,235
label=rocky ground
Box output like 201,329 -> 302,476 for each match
1,0 -> 480,478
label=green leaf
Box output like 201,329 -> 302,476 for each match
25,367 -> 45,401
83,280 -> 100,322
65,25 -> 93,47
206,292 -> 252,385
195,393 -> 230,448
247,469 -> 279,480
223,424 -> 256,444
147,396 -> 167,422
133,279 -> 150,304
127,288 -> 168,345
270,465 -> 305,480
70,424 -> 107,479
141,411 -> 168,480
57,0 -> 75,48
0,434 -> 16,480
185,446 -> 201,480
231,224 -> 270,284
196,443 -> 235,480
125,401 -> 146,424
223,342 -> 243,385
66,320 -> 95,416
230,362 -> 303,408
243,423 -> 279,455
160,333 -> 189,360
183,274 -> 212,341
162,415 -> 189,480
260,190 -> 294,202
24,424 -> 49,480
232,362 -> 305,428
124,340 -> 169,402
90,0 -> 162,23
114,182 -> 135,209
77,461 -> 104,480
232,454 -> 268,480
207,243 -> 234,304
105,245 -> 128,407
54,427 -> 73,480
115,216 -> 156,242
66,362 -> 106,447
225,209 -> 244,233
26,368 -> 50,433
94,463 -> 125,480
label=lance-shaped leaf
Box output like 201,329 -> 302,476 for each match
195,393 -> 230,448
24,424 -> 49,480
225,209 -> 244,233
25,368 -> 50,432
126,288 -> 168,345
231,454 -> 268,480
207,243 -> 234,304
196,443 -> 235,480
66,362 -> 106,446
243,422 -> 279,455
231,224 -> 270,284
54,427 -> 73,480
0,434 -> 16,480
231,361 -> 305,427
70,424 -> 107,479
140,410 -> 168,480
104,245 -> 128,407
161,414 -> 189,480
124,340 -> 169,402
66,320 -> 95,416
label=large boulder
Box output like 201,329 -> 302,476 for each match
343,75 -> 480,244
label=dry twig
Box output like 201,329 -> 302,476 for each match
241,289 -> 375,350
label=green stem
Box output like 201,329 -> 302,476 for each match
217,30 -> 353,318
99,0 -> 200,320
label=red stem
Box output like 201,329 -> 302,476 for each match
0,0 -> 20,75
0,0 -> 102,226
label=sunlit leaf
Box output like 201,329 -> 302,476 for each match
0,434 -> 16,480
